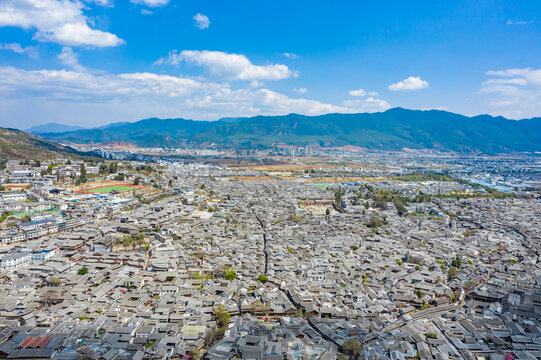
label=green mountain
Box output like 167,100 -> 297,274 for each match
38,108 -> 541,153
0,128 -> 95,160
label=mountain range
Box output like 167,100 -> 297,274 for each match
34,108 -> 541,153
26,123 -> 86,134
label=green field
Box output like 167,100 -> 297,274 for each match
86,185 -> 136,193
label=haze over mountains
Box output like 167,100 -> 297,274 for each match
35,108 -> 541,154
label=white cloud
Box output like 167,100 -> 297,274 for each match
420,106 -> 448,111
388,76 -> 429,91
141,9 -> 153,15
348,88 -> 378,97
481,67 -> 541,118
348,88 -> 366,96
130,0 -> 169,7
0,66 -> 392,127
193,13 -> 210,29
342,97 -> 391,112
294,87 -> 307,94
87,0 -> 112,7
283,53 -> 299,59
57,47 -> 85,72
0,43 -> 38,58
0,0 -> 124,47
156,50 -> 297,81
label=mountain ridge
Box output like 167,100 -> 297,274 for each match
35,108 -> 541,154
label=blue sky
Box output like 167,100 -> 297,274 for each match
0,0 -> 540,129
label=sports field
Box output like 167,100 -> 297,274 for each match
75,185 -> 142,194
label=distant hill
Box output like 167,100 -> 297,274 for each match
38,108 -> 541,153
26,123 -> 85,134
0,128 -> 94,160
38,117 -> 218,148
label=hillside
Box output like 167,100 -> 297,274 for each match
38,108 -> 541,153
0,128 -> 94,160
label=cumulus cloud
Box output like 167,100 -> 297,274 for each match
342,97 -> 391,112
0,65 -> 393,127
156,50 -> 297,81
388,76 -> 429,91
193,13 -> 210,29
0,43 -> 38,58
294,87 -> 307,94
348,88 -> 379,97
481,67 -> 541,118
57,47 -> 85,72
130,0 -> 169,7
0,0 -> 124,47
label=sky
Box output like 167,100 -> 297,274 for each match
0,0 -> 540,129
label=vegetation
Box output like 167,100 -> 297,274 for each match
258,274 -> 269,283
224,268 -> 237,281
341,339 -> 361,356
366,216 -> 383,228
78,266 -> 89,275
40,109 -> 541,153
447,267 -> 459,280
0,127 -> 97,160
214,305 -> 231,339
0,211 -> 12,223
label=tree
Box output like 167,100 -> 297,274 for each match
416,289 -> 424,298
133,177 -> 140,185
342,339 -> 361,356
214,305 -> 230,328
40,289 -> 59,305
366,216 -> 382,228
78,266 -> 89,275
78,163 -> 87,184
451,255 -> 462,268
258,274 -> 269,283
448,267 -> 459,280
109,163 -> 118,174
224,268 -> 236,281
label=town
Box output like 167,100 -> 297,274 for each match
0,151 -> 539,360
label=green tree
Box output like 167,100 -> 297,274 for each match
78,163 -> 87,184
224,268 -> 236,281
78,266 -> 89,275
258,274 -> 269,283
451,255 -> 462,268
366,216 -> 382,228
214,305 -> 231,328
448,267 -> 459,280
